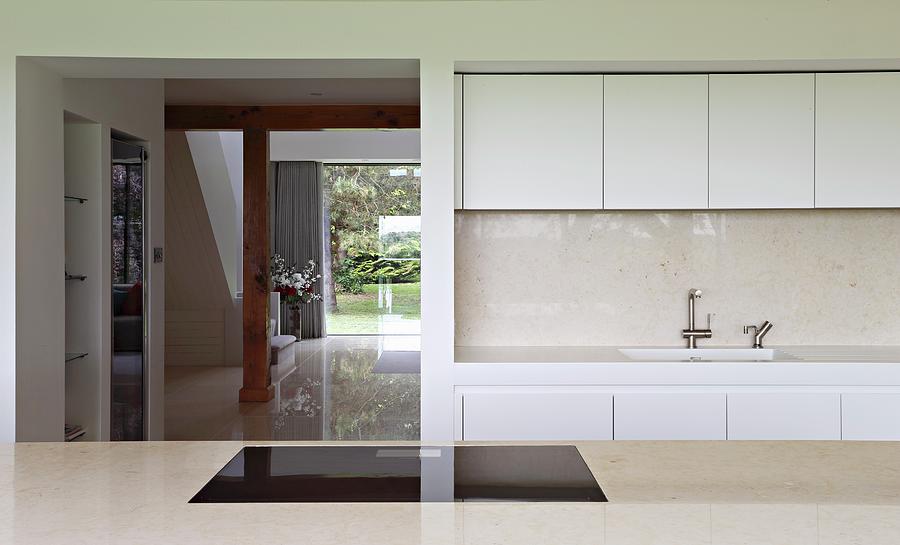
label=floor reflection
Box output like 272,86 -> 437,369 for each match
164,336 -> 420,441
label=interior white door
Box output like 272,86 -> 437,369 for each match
462,391 -> 613,441
815,72 -> 900,207
842,393 -> 900,440
604,75 -> 708,209
462,74 -> 604,209
613,393 -> 726,440
727,393 -> 841,440
708,74 -> 815,208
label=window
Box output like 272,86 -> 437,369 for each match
323,164 -> 421,335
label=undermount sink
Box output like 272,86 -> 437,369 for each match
619,348 -> 786,362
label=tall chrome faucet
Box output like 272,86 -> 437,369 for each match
682,288 -> 712,348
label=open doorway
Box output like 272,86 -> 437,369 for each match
161,71 -> 422,441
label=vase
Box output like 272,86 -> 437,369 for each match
289,304 -> 302,340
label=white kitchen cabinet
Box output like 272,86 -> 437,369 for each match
727,393 -> 840,440
815,72 -> 900,207
613,393 -> 726,440
462,74 -> 604,209
454,74 -> 464,210
461,391 -> 613,441
842,393 -> 900,440
708,74 -> 815,208
604,75 -> 708,209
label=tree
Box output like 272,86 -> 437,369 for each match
324,165 -> 421,307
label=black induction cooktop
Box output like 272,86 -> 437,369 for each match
190,445 -> 606,503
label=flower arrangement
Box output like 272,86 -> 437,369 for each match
271,254 -> 322,306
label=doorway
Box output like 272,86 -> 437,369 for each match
111,139 -> 146,441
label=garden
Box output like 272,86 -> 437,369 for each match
323,164 -> 421,334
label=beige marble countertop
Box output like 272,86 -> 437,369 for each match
3,440 -> 900,544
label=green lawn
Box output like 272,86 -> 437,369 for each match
327,282 -> 421,334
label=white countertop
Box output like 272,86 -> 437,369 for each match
3,440 -> 900,544
452,345 -> 900,387
454,345 -> 900,364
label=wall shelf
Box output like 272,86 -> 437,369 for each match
65,352 -> 88,363
64,195 -> 88,204
64,424 -> 86,442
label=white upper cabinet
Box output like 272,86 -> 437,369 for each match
604,75 -> 708,209
462,75 -> 604,209
709,74 -> 815,208
816,72 -> 900,207
454,74 -> 464,210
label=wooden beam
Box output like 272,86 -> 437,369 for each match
165,104 -> 420,131
239,128 -> 274,403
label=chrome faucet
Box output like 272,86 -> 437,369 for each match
682,288 -> 712,348
744,321 -> 773,349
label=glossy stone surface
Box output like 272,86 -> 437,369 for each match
455,210 -> 900,347
190,445 -> 605,503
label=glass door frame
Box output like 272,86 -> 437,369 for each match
111,137 -> 148,440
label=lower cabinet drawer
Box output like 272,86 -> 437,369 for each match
842,394 -> 900,440
613,393 -> 726,440
462,391 -> 613,441
727,393 -> 841,440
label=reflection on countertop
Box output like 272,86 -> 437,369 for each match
4,440 -> 900,544
165,336 -> 420,441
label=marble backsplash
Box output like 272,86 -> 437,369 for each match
454,210 -> 900,347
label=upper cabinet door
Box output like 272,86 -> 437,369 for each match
462,75 -> 604,210
454,74 -> 464,210
709,74 -> 815,209
604,75 -> 708,209
816,72 -> 900,207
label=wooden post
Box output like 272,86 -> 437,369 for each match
239,128 -> 274,402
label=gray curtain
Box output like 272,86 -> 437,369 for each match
271,161 -> 326,338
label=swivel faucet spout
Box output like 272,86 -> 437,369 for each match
744,321 -> 773,349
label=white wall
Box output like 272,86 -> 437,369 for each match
15,59 -> 64,441
165,131 -> 233,367
185,131 -> 238,296
7,0 -> 900,441
64,121 -> 103,442
64,78 -> 165,440
219,131 -> 243,292
269,130 -> 420,162
12,68 -> 165,441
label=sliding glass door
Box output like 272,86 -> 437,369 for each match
323,164 -> 421,335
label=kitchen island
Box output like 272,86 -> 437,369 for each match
2,440 -> 900,544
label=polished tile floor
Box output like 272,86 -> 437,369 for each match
164,336 -> 420,441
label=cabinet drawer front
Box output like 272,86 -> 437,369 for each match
613,393 -> 726,440
727,393 -> 840,440
842,394 -> 900,441
462,391 -> 612,441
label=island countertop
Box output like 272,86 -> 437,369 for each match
3,440 -> 900,544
